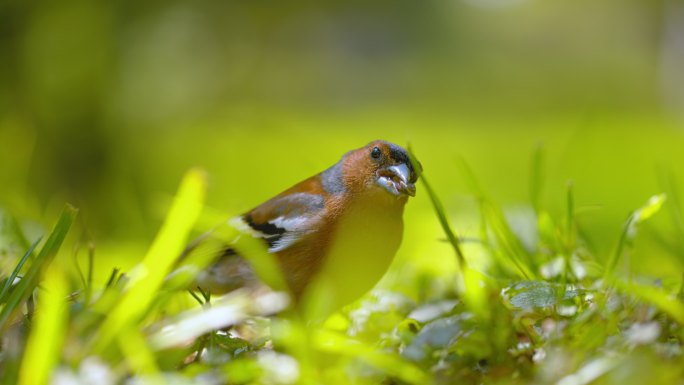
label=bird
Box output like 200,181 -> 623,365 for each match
186,140 -> 419,318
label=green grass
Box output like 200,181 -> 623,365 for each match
1,149 -> 683,385
0,205 -> 77,331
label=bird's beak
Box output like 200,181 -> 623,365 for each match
377,164 -> 416,197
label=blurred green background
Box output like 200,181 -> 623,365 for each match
1,0 -> 684,284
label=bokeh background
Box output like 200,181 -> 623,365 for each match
1,0 -> 684,285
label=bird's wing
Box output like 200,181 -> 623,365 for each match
231,192 -> 326,253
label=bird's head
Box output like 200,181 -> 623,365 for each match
343,140 -> 421,200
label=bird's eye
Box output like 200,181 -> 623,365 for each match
371,147 -> 382,159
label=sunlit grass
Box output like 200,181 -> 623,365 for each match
93,168 -> 208,353
0,205 -> 77,331
1,140 -> 684,384
18,266 -> 69,385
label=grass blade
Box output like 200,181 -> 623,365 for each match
0,205 -> 77,331
604,194 -> 666,279
0,237 -> 41,304
18,267 -> 69,385
93,168 -> 207,352
611,278 -> 684,324
457,158 -> 535,279
406,146 -> 466,270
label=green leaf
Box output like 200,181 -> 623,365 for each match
402,315 -> 462,362
501,281 -> 584,312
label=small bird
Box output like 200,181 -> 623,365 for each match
190,140 -> 419,317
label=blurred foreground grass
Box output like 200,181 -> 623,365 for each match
1,133 -> 684,384
2,1 -> 683,382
